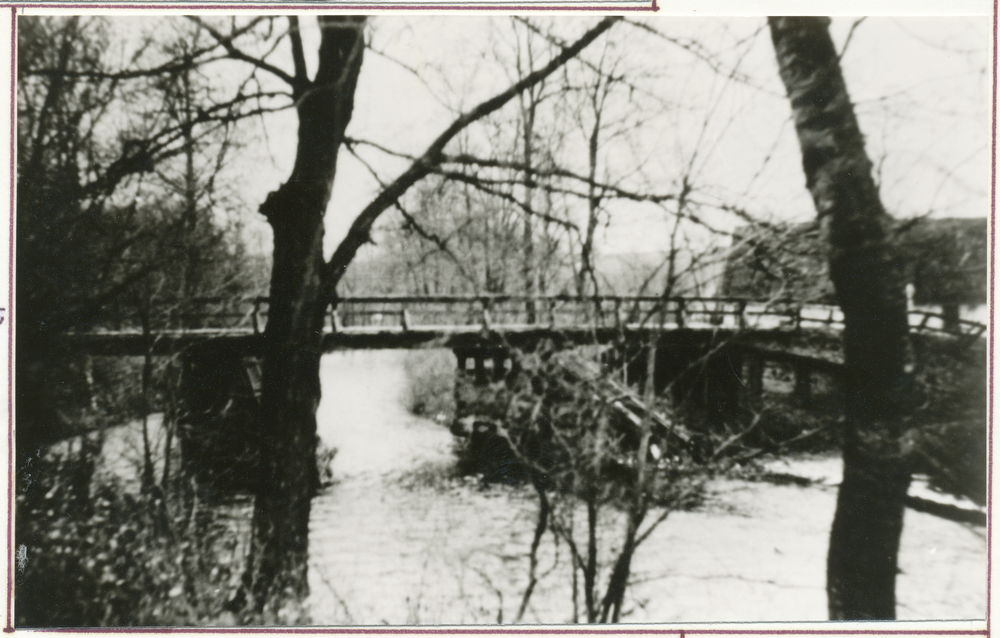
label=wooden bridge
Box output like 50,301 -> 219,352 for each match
81,294 -> 978,491
56,294 -> 987,356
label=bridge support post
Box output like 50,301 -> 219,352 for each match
252,298 -> 262,334
744,351 -> 765,409
793,359 -> 812,407
178,342 -> 262,492
942,303 -> 961,333
704,345 -> 744,427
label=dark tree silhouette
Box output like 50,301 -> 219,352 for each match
769,16 -> 913,620
16,16 -> 258,458
236,15 -> 366,611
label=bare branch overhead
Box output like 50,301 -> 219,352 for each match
189,16 -> 299,88
325,16 -> 622,289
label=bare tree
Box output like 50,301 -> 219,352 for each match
214,15 -> 367,612
212,15 -> 622,613
16,16 -> 261,457
769,16 -> 912,620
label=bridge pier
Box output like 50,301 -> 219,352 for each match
703,346 -> 745,426
603,336 -> 746,428
452,346 -> 512,385
793,359 -> 812,407
744,351 -> 765,409
177,342 -> 262,492
449,345 -> 525,483
451,345 -> 514,439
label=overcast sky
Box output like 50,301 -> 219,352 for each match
23,10 -> 990,261
222,14 -> 988,259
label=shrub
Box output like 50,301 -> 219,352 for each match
487,343 -> 711,623
316,438 -> 338,490
402,349 -> 456,421
903,336 -> 988,504
16,440 -> 252,626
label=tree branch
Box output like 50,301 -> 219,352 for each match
288,16 -> 309,93
432,168 -> 582,233
325,16 -> 621,289
189,16 -> 299,88
343,140 -> 480,292
344,138 -> 678,205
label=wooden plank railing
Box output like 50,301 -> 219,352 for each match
61,294 -> 987,343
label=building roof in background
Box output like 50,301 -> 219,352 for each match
722,217 -> 988,306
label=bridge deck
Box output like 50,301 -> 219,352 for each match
59,323 -> 790,356
54,295 -> 985,356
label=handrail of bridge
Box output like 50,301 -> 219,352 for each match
62,294 -> 986,344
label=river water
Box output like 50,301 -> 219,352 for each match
306,350 -> 986,626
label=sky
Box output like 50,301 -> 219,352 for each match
219,14 -> 990,260
20,10 -> 991,263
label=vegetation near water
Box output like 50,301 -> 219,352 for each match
17,446 -> 252,626
402,350 -> 457,423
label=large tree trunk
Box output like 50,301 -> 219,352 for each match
769,17 -> 913,620
242,16 -> 365,613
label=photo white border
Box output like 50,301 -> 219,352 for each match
0,1 -> 993,634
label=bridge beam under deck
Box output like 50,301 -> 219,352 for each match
444,335 -> 847,423
177,342 -> 263,492
55,322 -> 851,423
55,325 -> 847,357
55,325 -> 849,424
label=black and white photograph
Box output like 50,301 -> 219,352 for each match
9,5 -> 991,628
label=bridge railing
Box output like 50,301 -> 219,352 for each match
328,295 -> 764,331
64,297 -> 259,335
906,310 -> 987,342
64,295 -> 986,342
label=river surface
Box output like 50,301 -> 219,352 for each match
306,350 -> 986,626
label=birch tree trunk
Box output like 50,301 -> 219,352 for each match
768,16 -> 913,620
242,16 -> 365,613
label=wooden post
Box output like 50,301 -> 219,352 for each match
746,351 -> 764,407
475,352 -> 487,385
942,303 -> 960,334
141,346 -> 154,493
793,359 -> 811,406
328,305 -> 338,334
493,354 -> 506,382
140,295 -> 154,494
480,298 -> 492,332
141,298 -> 150,338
